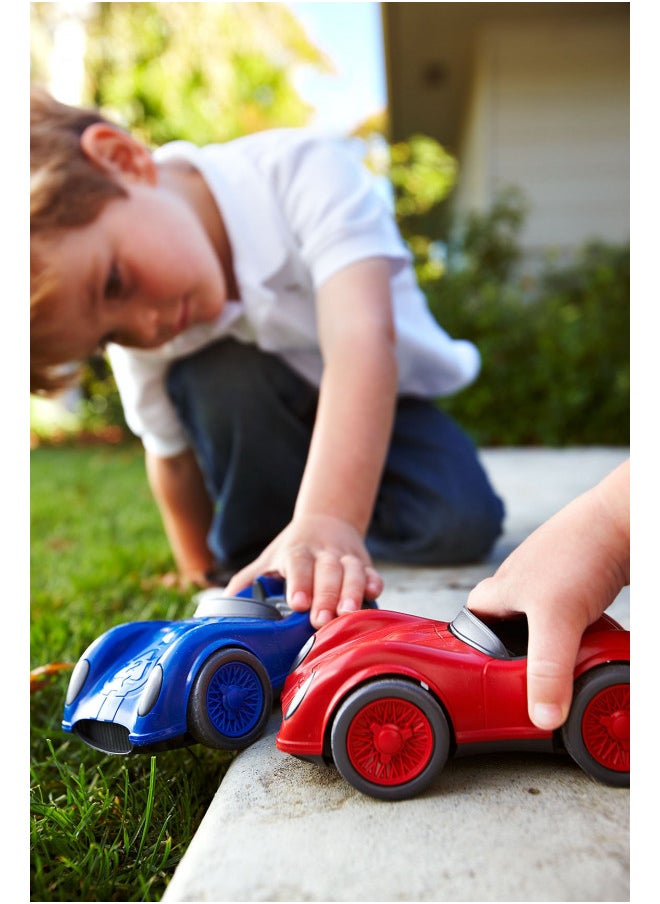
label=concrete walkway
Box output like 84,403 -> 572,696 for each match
163,448 -> 630,903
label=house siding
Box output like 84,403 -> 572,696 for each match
455,18 -> 629,255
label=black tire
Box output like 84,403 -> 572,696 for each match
561,663 -> 629,787
330,679 -> 451,800
188,648 -> 273,750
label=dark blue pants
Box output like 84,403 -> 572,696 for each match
166,338 -> 505,570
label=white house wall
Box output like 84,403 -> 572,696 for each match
454,18 -> 629,256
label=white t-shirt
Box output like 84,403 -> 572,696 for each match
108,129 -> 480,457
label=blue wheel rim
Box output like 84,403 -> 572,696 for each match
206,661 -> 265,738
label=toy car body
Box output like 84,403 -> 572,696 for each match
275,606 -> 630,799
63,576 -> 375,755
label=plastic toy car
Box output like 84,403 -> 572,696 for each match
62,576 -> 376,755
276,606 -> 629,799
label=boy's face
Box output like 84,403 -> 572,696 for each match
37,130 -> 228,365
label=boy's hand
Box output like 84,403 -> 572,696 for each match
467,460 -> 629,731
224,514 -> 383,627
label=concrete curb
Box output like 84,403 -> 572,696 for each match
163,448 -> 630,903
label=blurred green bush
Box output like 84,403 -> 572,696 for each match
424,190 -> 629,446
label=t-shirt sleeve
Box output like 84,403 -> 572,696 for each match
106,345 -> 191,457
272,135 -> 412,288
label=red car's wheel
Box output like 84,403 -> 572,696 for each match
561,663 -> 629,787
330,679 -> 450,800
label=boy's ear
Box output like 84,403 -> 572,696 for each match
80,123 -> 157,184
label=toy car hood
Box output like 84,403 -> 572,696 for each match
62,619 -> 207,752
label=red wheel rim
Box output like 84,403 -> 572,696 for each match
345,696 -> 434,786
581,683 -> 629,772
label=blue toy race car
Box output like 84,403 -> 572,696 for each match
63,576 -> 375,755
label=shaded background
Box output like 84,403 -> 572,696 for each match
30,1 -> 629,446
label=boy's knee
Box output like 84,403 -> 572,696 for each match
422,497 -> 505,563
368,489 -> 505,566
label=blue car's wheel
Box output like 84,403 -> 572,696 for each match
188,649 -> 273,750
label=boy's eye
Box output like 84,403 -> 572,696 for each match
104,263 -> 124,300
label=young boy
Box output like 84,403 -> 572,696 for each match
31,87 -> 504,627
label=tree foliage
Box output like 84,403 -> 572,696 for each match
31,1 -> 334,146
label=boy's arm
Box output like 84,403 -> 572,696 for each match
467,458 -> 630,730
145,448 -> 215,586
226,257 -> 397,624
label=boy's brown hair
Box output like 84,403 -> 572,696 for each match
30,87 -> 126,394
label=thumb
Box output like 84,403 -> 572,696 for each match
225,561 -> 261,597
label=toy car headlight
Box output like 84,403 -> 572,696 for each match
289,635 -> 315,673
138,665 -> 163,717
65,659 -> 90,706
284,670 -> 316,720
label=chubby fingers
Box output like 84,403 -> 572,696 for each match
525,607 -> 585,730
286,550 -> 383,628
335,558 -> 382,615
468,578 -> 585,732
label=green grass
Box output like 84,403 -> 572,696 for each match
30,443 -> 235,902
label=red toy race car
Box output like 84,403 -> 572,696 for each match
276,606 -> 629,800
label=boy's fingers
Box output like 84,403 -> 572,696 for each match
336,556 -> 368,615
284,547 -> 314,613
525,610 -> 584,730
364,565 -> 383,600
309,553 -> 343,627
